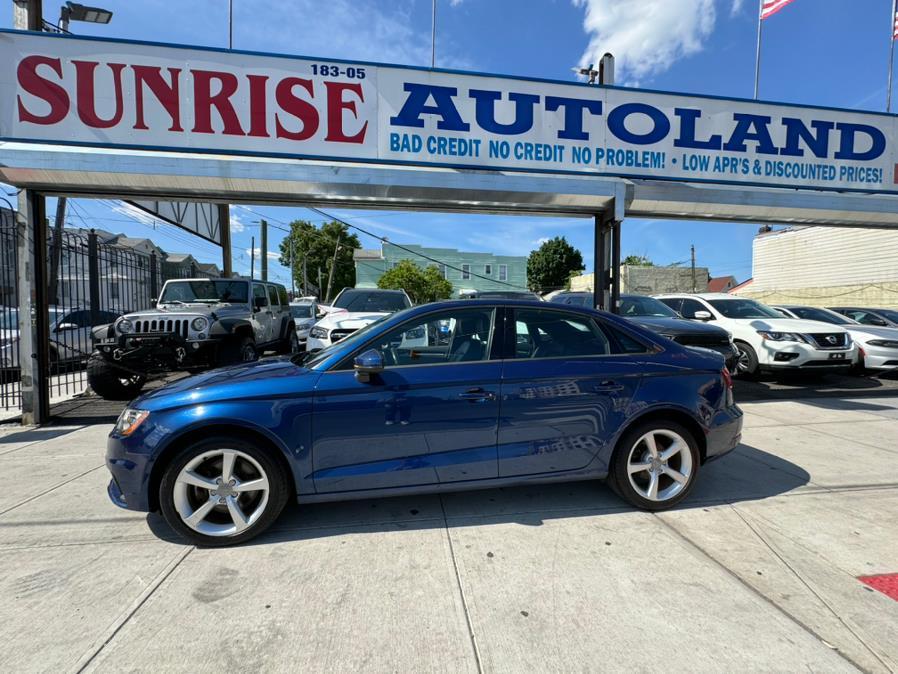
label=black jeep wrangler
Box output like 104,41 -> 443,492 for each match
88,278 -> 298,399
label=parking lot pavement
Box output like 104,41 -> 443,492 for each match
2,399 -> 898,672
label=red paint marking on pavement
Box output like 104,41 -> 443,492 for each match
858,573 -> 898,601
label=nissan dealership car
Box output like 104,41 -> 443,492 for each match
306,288 -> 412,350
656,293 -> 856,376
105,300 -> 742,546
775,305 -> 898,372
829,307 -> 898,329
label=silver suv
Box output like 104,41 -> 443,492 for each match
88,278 -> 297,399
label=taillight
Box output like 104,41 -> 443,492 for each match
721,367 -> 733,390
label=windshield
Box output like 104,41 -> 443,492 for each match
290,304 -> 314,319
332,290 -> 410,313
708,299 -> 783,319
789,307 -> 853,325
878,309 -> 898,322
160,280 -> 249,304
619,296 -> 679,318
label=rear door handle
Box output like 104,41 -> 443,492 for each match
458,388 -> 496,402
593,380 -> 625,393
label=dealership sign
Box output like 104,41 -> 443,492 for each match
1,30 -> 896,193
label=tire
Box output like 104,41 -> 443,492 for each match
220,336 -> 258,365
159,436 -> 289,546
733,341 -> 759,378
86,354 -> 146,400
278,329 -> 300,356
607,419 -> 701,512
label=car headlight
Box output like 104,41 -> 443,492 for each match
116,318 -> 134,334
757,331 -> 807,343
867,339 -> 898,348
191,317 -> 208,331
310,326 -> 328,339
113,408 -> 149,436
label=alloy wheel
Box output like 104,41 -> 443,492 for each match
172,449 -> 270,537
736,348 -> 751,373
626,429 -> 694,502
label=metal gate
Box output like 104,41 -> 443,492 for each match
0,208 -> 20,413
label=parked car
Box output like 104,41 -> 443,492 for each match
106,299 -> 742,545
829,307 -> 898,329
617,294 -> 739,372
655,293 -> 856,376
0,306 -> 120,372
307,288 -> 412,350
89,278 -> 297,400
774,305 -> 898,372
289,300 -> 317,348
549,291 -> 594,307
460,290 -> 542,300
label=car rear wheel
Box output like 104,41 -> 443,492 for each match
734,341 -> 759,377
279,330 -> 300,355
159,437 -> 289,546
608,420 -> 700,511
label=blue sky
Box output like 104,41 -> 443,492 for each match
3,0 -> 896,286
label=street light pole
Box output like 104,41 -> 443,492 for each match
228,0 -> 233,49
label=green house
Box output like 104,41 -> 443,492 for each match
354,244 -> 528,296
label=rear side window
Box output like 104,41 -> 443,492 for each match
253,284 -> 268,306
277,286 -> 289,307
511,308 -> 611,359
267,285 -> 279,306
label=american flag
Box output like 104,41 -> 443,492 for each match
894,9 -> 898,40
760,0 -> 797,20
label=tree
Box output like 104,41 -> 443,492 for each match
622,254 -> 654,266
278,220 -> 361,300
377,259 -> 452,304
526,237 -> 584,292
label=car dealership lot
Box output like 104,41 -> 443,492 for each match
1,393 -> 898,672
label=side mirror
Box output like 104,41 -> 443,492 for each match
56,322 -> 78,332
354,348 -> 384,382
253,297 -> 267,311
693,310 -> 713,321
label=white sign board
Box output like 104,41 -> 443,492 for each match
1,30 -> 895,194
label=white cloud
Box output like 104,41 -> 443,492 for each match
572,0 -> 717,85
731,0 -> 745,16
228,209 -> 246,233
111,201 -> 161,227
245,247 -> 281,262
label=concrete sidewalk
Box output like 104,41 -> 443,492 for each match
1,398 -> 897,672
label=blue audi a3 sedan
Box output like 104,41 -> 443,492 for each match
106,300 -> 743,546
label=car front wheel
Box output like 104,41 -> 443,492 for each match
608,420 -> 700,511
159,437 -> 289,546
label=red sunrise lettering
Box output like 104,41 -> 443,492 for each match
14,55 -> 369,145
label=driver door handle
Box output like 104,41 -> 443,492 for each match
458,388 -> 496,402
593,380 -> 624,393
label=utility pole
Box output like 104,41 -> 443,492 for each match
250,235 -> 255,280
324,234 -> 341,304
260,219 -> 268,281
47,197 -> 65,304
431,0 -> 436,67
690,244 -> 697,293
317,268 -> 323,300
302,256 -> 308,297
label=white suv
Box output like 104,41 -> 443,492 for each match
655,293 -> 856,376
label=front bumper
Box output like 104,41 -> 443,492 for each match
95,333 -> 218,371
861,345 -> 898,371
757,340 -> 856,370
106,432 -> 154,512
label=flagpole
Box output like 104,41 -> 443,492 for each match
754,0 -> 763,99
889,0 -> 897,112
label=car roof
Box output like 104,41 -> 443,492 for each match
341,288 -> 406,294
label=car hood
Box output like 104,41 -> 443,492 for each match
729,317 -> 847,333
294,318 -> 316,329
626,316 -> 730,337
124,304 -> 248,320
134,357 -> 317,411
314,310 -> 389,331
846,325 -> 898,342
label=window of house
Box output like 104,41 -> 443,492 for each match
461,264 -> 471,280
485,264 -> 492,275
439,264 -> 447,279
499,264 -> 507,281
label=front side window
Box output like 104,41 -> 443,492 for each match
680,298 -> 710,319
511,308 -> 611,359
352,308 -> 495,367
792,307 -> 852,325
878,309 -> 898,323
461,264 -> 471,280
619,296 -> 678,317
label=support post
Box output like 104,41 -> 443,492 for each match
17,189 -> 50,426
593,214 -> 613,312
260,219 -> 268,281
47,197 -> 66,305
87,229 -> 100,326
218,204 -> 232,277
611,219 -> 621,314
13,0 -> 43,30
149,252 -> 158,300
